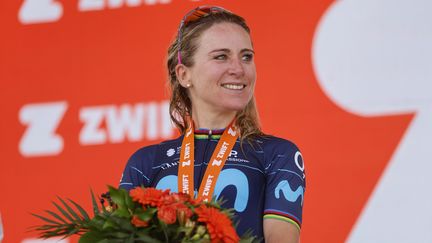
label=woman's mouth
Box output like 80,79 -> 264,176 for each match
221,84 -> 246,90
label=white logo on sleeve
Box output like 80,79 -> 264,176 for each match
294,151 -> 305,179
166,148 -> 175,157
18,0 -> 63,24
19,101 -> 68,157
229,150 -> 238,158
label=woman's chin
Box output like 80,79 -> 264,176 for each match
219,103 -> 248,113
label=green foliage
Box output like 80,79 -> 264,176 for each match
30,196 -> 90,239
31,186 -> 256,243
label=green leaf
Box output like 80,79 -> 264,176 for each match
136,232 -> 163,243
79,231 -> 105,243
125,235 -> 134,243
105,215 -> 134,232
87,216 -> 105,230
62,227 -> 81,240
239,229 -> 259,243
108,186 -> 125,208
112,207 -> 130,218
124,191 -> 134,209
108,231 -> 130,238
31,213 -> 62,225
136,208 -> 156,222
68,198 -> 90,221
239,237 -> 260,243
91,189 -> 100,215
96,240 -> 117,243
44,210 -> 68,224
102,220 -> 117,230
52,201 -> 75,222
57,196 -> 83,222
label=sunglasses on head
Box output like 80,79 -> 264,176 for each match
177,6 -> 230,65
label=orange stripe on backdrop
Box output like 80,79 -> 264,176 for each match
0,0 -> 413,242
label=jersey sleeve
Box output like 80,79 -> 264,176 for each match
119,145 -> 157,191
263,139 -> 306,230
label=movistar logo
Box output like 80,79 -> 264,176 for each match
275,180 -> 304,205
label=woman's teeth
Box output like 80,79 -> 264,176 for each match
222,84 -> 245,90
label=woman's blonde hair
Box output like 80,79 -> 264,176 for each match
167,9 -> 263,141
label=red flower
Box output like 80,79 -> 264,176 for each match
175,203 -> 193,219
188,196 -> 204,206
158,192 -> 193,207
157,194 -> 193,225
130,187 -> 145,201
129,187 -> 239,242
172,192 -> 191,204
159,194 -> 176,206
131,215 -> 148,227
195,205 -> 240,243
170,202 -> 193,226
130,187 -> 170,207
157,205 -> 177,224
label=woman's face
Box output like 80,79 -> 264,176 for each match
186,22 -> 256,115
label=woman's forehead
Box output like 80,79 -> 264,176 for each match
196,22 -> 253,51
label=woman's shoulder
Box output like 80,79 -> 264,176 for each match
255,134 -> 305,181
252,134 -> 300,153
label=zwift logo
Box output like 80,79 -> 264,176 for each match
18,100 -> 174,157
18,0 -> 199,25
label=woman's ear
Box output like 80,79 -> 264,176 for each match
175,64 -> 192,88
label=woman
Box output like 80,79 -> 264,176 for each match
120,6 -> 305,243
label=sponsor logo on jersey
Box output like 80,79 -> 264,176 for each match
166,148 -> 175,157
275,180 -> 304,205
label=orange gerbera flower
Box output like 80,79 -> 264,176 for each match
175,202 -> 193,219
159,194 -> 176,206
195,205 -> 240,243
188,196 -> 204,206
130,187 -> 170,207
172,192 -> 191,204
130,187 -> 146,202
157,204 -> 177,224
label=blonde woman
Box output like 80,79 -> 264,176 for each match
120,6 -> 306,243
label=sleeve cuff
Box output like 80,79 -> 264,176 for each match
263,210 -> 301,231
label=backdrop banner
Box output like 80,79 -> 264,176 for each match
1,0 -> 430,242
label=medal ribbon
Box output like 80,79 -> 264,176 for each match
178,120 -> 239,202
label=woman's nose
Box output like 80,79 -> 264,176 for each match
228,58 -> 245,77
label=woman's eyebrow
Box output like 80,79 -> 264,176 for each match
241,48 -> 255,54
208,48 -> 255,54
209,48 -> 231,54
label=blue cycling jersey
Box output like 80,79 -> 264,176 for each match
119,129 -> 306,240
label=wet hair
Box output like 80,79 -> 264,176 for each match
167,8 -> 263,141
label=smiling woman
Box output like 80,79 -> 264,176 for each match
119,6 -> 306,243
176,21 -> 256,129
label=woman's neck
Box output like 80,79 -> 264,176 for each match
191,108 -> 236,130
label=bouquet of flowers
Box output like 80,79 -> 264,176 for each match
32,186 -> 256,243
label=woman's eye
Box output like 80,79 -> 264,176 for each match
242,53 -> 254,62
214,54 -> 227,60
